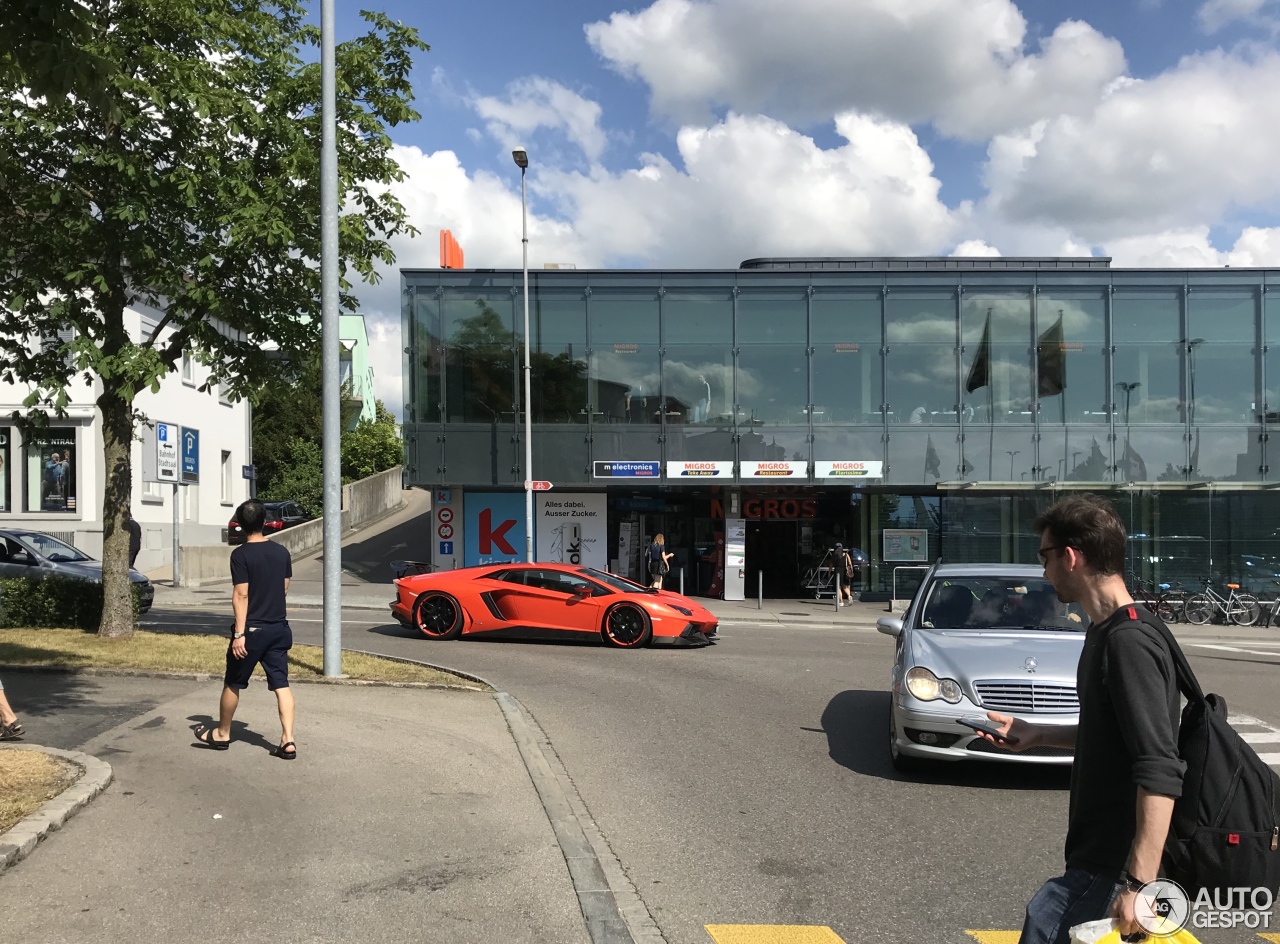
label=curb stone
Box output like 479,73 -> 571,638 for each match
0,744 -> 113,872
0,662 -> 489,691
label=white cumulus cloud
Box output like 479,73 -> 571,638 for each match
473,77 -> 608,163
585,0 -> 1125,139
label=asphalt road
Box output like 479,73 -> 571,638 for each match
127,603 -> 1280,944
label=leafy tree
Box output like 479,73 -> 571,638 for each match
342,400 -> 402,481
257,437 -> 324,513
0,0 -> 428,636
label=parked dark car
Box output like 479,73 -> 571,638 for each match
225,501 -> 312,545
0,529 -> 154,613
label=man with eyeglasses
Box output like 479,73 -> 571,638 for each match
978,494 -> 1184,944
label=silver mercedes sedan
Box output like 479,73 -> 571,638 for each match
878,562 -> 1086,773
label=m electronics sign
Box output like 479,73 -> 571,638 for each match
815,460 -> 884,479
463,492 -> 526,566
593,461 -> 660,478
741,460 -> 805,479
666,460 -> 732,481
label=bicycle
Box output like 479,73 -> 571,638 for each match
1183,582 -> 1262,626
1127,573 -> 1184,623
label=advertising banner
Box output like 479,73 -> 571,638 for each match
884,528 -> 929,562
464,492 -> 526,566
593,460 -> 660,478
665,460 -> 733,481
815,460 -> 884,479
740,460 -> 806,479
723,518 -> 747,601
536,493 -> 606,570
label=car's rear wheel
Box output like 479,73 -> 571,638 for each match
888,698 -> 932,775
412,592 -> 463,640
602,603 -> 652,648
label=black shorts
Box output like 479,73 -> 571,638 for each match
224,622 -> 293,691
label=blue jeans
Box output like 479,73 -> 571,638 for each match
1020,869 -> 1122,944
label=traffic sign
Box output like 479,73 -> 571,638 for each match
437,507 -> 454,524
439,541 -> 454,555
528,480 -> 553,491
156,422 -> 179,482
180,426 -> 199,483
438,523 -> 454,540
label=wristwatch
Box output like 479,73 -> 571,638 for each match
232,631 -> 246,640
1119,871 -> 1148,893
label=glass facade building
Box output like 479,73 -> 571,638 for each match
402,258 -> 1280,597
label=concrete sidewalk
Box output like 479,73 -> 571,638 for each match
0,676 -> 591,944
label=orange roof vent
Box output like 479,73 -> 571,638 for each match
439,230 -> 464,269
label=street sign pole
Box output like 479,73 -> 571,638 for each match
172,483 -> 180,587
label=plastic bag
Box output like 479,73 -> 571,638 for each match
1069,918 -> 1201,944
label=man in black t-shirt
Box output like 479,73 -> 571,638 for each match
195,499 -> 297,759
977,495 -> 1183,944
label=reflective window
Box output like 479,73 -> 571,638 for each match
886,428 -> 958,483
25,430 -> 77,513
886,295 -> 957,427
663,292 -> 733,426
442,291 -> 517,424
1037,292 -> 1107,425
811,293 -> 883,424
961,293 -> 1033,425
1187,294 -> 1259,427
736,289 -> 807,426
527,292 -> 587,423
1265,291 -> 1280,418
411,289 -> 443,423
1112,292 -> 1184,425
590,290 -> 660,425
1044,427 -> 1113,483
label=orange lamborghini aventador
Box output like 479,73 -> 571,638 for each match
389,563 -> 719,648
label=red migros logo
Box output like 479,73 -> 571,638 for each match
478,508 -> 516,555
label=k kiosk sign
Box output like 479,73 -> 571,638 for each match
463,492 -> 527,566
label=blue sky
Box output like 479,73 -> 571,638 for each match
333,0 -> 1280,414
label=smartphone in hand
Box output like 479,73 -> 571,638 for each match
956,715 -> 1020,746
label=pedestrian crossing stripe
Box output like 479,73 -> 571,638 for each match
965,933 -> 1020,944
704,927 -> 845,943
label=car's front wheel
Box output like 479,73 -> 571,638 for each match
888,697 -> 932,775
602,603 -> 652,648
412,591 -> 464,640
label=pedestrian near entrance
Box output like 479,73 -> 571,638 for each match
839,547 -> 854,606
195,499 -> 297,759
978,495 -> 1183,944
648,533 -> 674,590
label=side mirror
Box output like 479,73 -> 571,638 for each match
876,616 -> 904,638
572,583 -> 593,596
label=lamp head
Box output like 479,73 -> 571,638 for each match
512,148 -> 529,169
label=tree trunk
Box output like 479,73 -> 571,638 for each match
98,385 -> 136,638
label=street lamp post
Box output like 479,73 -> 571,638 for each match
513,147 -> 533,562
1116,381 -> 1141,426
1186,338 -> 1205,427
1006,450 -> 1020,479
1116,381 -> 1141,481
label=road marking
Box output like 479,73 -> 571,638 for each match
704,927 -> 845,943
1240,732 -> 1280,744
965,933 -> 1021,944
1257,934 -> 1280,943
1188,643 -> 1280,657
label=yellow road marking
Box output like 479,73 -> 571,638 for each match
704,927 -> 846,944
1256,935 -> 1280,943
965,933 -> 1021,944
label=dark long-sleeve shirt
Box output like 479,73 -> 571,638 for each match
1065,605 -> 1185,873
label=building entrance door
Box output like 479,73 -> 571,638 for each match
746,520 -> 799,598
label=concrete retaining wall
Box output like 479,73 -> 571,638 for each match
178,466 -> 407,587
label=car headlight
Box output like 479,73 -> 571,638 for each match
670,604 -> 693,616
905,667 -> 963,704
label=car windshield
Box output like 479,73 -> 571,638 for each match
581,568 -> 651,593
15,532 -> 93,563
917,576 -> 1086,631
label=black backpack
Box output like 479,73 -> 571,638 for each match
1126,608 -> 1280,894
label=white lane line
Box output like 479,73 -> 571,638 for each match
1188,643 -> 1280,657
1257,753 -> 1280,765
1240,732 -> 1280,744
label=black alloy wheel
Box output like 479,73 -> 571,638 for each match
602,604 -> 653,648
413,592 -> 463,640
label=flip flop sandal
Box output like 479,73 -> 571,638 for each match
195,727 -> 230,751
273,741 -> 297,760
0,720 -> 23,741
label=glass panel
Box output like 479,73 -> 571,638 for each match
589,289 -> 660,426
591,426 -> 662,465
442,291 -> 517,424
811,294 -> 882,424
663,291 -> 731,344
735,289 -> 807,427
401,424 -> 440,486
410,288 -> 442,424
963,426 -> 1037,482
1189,343 -> 1257,426
812,427 -> 885,466
1189,292 -> 1256,343
940,494 -> 1049,565
1188,426 -> 1262,482
442,425 -> 520,486
886,428 -> 959,484
526,292 -> 587,423
1118,427 -> 1187,483
1112,343 -> 1183,424
1036,293 -> 1107,425
25,429 -> 78,512
1265,290 -> 1280,416
1042,427 -> 1113,483
870,492 -> 940,593
1215,493 -> 1280,592
663,344 -> 733,426
665,425 -> 736,463
530,427 -> 590,485
885,295 -> 956,427
738,426 -> 810,467
961,293 -> 1033,425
